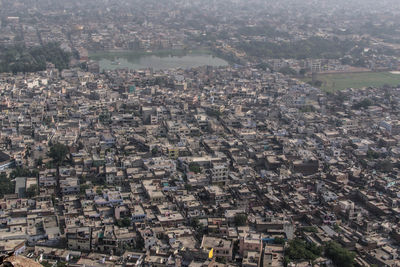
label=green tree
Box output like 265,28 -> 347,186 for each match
299,105 -> 315,113
234,214 -> 247,226
36,157 -> 43,167
299,68 -> 307,76
151,147 -> 158,156
116,217 -> 132,227
308,80 -> 323,87
352,98 -> 373,110
26,184 -> 38,198
274,237 -> 286,245
189,162 -> 201,174
324,241 -> 355,267
190,218 -> 200,229
96,188 -> 103,195
0,173 -> 14,198
216,257 -> 227,264
135,235 -> 145,250
301,226 -> 318,233
367,149 -> 380,159
10,167 -> 38,179
279,66 -> 297,76
0,43 -> 70,74
379,159 -> 393,173
184,183 -> 193,191
80,184 -> 90,195
236,36 -> 360,60
256,62 -> 272,71
48,143 -> 69,165
284,239 -> 322,265
190,218 -> 207,241
56,261 -> 68,267
99,112 -> 111,124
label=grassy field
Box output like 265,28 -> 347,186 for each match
302,71 -> 400,92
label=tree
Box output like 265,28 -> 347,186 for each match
236,36 -> 360,60
36,157 -> 43,167
135,235 -> 145,250
256,62 -> 272,71
301,226 -> 318,233
190,218 -> 207,241
367,149 -> 380,159
299,105 -> 315,113
189,162 -> 201,174
48,143 -> 69,165
308,80 -> 323,87
10,167 -> 38,179
116,217 -> 132,227
0,173 -> 14,198
352,98 -> 373,110
0,43 -> 70,74
379,159 -> 393,173
216,257 -> 227,264
190,218 -> 200,229
324,241 -> 355,267
26,185 -> 38,198
96,188 -> 103,195
284,239 -> 322,265
56,261 -> 67,267
80,184 -> 90,195
234,214 -> 247,226
99,112 -> 111,124
274,237 -> 286,245
299,68 -> 307,76
151,147 -> 158,156
279,66 -> 297,76
206,109 -> 221,118
184,183 -> 193,191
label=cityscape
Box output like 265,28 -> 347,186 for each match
0,0 -> 400,266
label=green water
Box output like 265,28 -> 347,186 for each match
90,50 -> 229,71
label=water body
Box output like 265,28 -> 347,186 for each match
91,50 -> 229,71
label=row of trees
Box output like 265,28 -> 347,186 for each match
0,43 -> 70,74
237,37 -> 359,60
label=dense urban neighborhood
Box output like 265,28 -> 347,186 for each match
1,0 -> 400,267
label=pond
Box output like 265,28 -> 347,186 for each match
90,50 -> 229,71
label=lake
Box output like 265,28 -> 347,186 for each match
90,50 -> 229,71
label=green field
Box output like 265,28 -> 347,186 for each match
302,72 -> 400,92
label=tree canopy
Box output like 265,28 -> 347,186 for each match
0,43 -> 70,73
324,241 -> 356,267
26,184 -> 38,198
189,162 -> 202,173
48,143 -> 69,165
236,37 -> 360,60
284,239 -> 322,266
10,167 -> 38,179
234,214 -> 247,226
0,173 -> 14,198
279,66 -> 297,76
116,217 -> 132,228
352,98 -> 373,110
